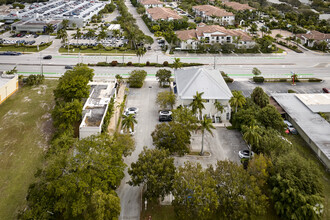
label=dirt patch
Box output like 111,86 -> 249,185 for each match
40,113 -> 54,148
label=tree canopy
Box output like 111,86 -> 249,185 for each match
151,122 -> 191,156
54,64 -> 94,102
251,87 -> 269,108
19,134 -> 133,219
128,147 -> 176,201
156,69 -> 172,87
156,90 -> 176,109
128,70 -> 147,88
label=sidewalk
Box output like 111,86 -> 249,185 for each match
107,83 -> 126,134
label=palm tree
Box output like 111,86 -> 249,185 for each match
136,47 -> 146,63
85,29 -> 96,44
61,19 -> 69,29
189,91 -> 206,120
45,24 -> 55,34
229,90 -> 246,113
232,35 -> 241,48
197,115 -> 215,156
97,30 -> 107,42
214,100 -> 224,113
260,26 -> 268,37
122,114 -> 137,133
172,58 -> 182,70
57,29 -> 68,43
242,120 -> 261,157
112,29 -> 120,38
73,28 -> 82,44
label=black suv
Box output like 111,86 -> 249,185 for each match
159,115 -> 172,122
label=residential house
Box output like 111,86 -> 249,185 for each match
0,72 -> 18,105
79,80 -> 116,139
176,24 -> 255,50
174,68 -> 233,123
146,7 -> 182,22
296,30 -> 330,48
139,0 -> 163,9
192,5 -> 235,25
222,1 -> 255,11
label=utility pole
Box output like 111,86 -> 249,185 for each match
213,55 -> 216,69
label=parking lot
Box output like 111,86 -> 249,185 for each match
0,31 -> 53,46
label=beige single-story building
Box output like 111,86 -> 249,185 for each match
0,73 -> 18,105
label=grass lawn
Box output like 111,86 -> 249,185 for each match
0,80 -> 58,220
0,44 -> 52,52
58,47 -> 136,54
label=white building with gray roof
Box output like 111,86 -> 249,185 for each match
174,68 -> 233,123
272,93 -> 330,170
79,80 -> 116,139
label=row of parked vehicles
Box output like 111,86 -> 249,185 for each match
11,33 -> 39,38
0,39 -> 36,45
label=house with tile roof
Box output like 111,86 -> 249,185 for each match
193,5 -> 235,25
174,68 -> 233,122
139,0 -> 163,9
222,1 -> 255,11
296,30 -> 330,48
175,24 -> 255,50
146,7 -> 182,21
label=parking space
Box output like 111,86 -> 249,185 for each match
0,34 -> 53,46
175,128 -> 248,168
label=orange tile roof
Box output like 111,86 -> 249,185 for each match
147,7 -> 182,20
140,0 -> 163,5
193,5 -> 234,17
296,30 -> 330,41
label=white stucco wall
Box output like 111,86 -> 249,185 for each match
0,75 -> 18,105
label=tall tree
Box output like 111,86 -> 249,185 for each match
156,69 -> 172,87
172,106 -> 198,131
45,24 -> 55,34
257,105 -> 286,131
52,99 -> 82,131
207,160 -> 268,219
156,90 -> 176,109
189,91 -> 206,120
152,122 -> 191,156
61,19 -> 69,29
172,58 -> 183,70
214,100 -> 224,114
128,70 -> 147,88
121,114 -> 137,133
73,28 -> 82,44
19,134 -> 131,219
53,64 -> 94,102
172,161 -> 218,220
85,29 -> 96,44
197,115 -> 215,156
97,29 -> 107,41
229,90 -> 246,113
251,87 -> 269,108
270,152 -> 324,220
128,147 -> 176,202
135,47 -> 146,63
242,119 -> 262,151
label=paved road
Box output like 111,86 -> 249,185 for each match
116,81 -> 165,220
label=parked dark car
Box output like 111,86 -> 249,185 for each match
65,65 -> 73,69
43,55 -> 52,59
0,51 -> 22,56
322,88 -> 329,93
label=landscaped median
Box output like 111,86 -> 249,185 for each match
88,61 -> 204,68
59,46 -> 136,55
252,76 -> 322,83
0,41 -> 53,53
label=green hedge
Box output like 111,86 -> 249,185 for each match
253,76 -> 265,83
101,97 -> 115,133
90,61 -> 203,68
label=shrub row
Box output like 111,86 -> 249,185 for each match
89,61 -> 203,68
277,40 -> 303,53
220,71 -> 234,83
101,97 -> 115,133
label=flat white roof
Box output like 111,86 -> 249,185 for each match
0,74 -> 16,87
295,94 -> 330,113
272,93 -> 330,166
108,24 -> 121,31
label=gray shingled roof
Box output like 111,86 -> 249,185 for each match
175,68 -> 232,100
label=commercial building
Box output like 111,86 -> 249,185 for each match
0,73 -> 18,105
272,93 -> 330,170
174,68 -> 232,123
176,24 -> 255,50
11,19 -> 61,33
5,0 -> 107,30
79,80 -> 116,139
192,5 -> 235,25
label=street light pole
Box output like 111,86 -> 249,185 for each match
213,55 -> 216,69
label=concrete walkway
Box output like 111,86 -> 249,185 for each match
108,83 -> 126,134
